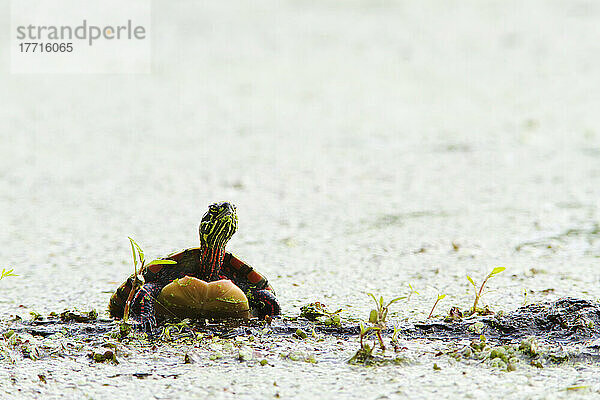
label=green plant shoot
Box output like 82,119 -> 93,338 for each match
0,268 -> 17,280
407,283 -> 419,301
427,294 -> 446,319
467,267 -> 506,315
365,293 -> 404,350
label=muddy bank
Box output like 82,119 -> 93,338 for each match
408,298 -> 600,343
3,298 -> 600,398
4,297 -> 600,344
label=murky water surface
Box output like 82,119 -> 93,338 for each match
1,1 -> 600,398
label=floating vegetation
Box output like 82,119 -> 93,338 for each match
0,330 -> 42,363
299,302 -> 342,326
60,309 -> 98,323
348,345 -> 411,367
280,350 -> 316,363
299,302 -> 330,320
294,328 -> 308,339
89,348 -> 118,364
159,319 -> 194,342
445,334 -> 579,372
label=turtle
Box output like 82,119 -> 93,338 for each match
109,201 -> 280,332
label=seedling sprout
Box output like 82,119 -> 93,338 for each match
428,293 -> 446,319
0,268 -> 17,280
467,267 -> 506,315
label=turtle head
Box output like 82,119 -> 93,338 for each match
199,201 -> 238,249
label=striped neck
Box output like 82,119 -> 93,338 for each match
199,244 -> 226,279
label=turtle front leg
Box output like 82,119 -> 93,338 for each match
130,282 -> 162,335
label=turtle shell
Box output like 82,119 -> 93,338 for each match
143,247 -> 201,281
